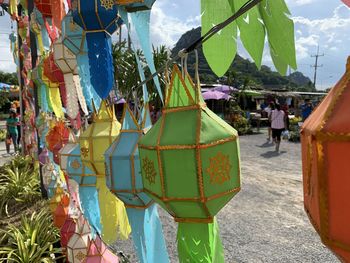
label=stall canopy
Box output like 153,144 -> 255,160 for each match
202,90 -> 231,100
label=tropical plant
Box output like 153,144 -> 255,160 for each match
232,116 -> 252,135
0,156 -> 41,216
0,209 -> 63,262
112,42 -> 171,108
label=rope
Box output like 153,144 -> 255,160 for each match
129,0 -> 262,95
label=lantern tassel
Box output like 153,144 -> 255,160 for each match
86,33 -> 115,99
76,53 -> 101,111
177,219 -> 225,263
96,177 -> 131,243
79,185 -> 102,238
126,204 -> 170,263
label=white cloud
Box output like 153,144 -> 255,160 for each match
286,0 -> 316,7
149,2 -> 200,48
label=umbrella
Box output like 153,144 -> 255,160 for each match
0,82 -> 11,90
213,85 -> 237,93
202,90 -> 231,100
239,89 -> 262,97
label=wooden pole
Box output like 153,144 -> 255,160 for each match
27,0 -> 47,198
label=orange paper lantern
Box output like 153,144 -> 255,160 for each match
302,57 -> 350,261
46,121 -> 70,164
54,203 -> 69,228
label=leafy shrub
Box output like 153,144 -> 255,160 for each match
0,156 -> 41,216
232,116 -> 252,135
0,209 -> 63,262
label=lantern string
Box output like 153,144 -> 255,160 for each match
128,0 -> 262,96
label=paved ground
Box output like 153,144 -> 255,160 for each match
113,130 -> 339,263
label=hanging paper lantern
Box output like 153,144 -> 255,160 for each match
61,217 -> 77,248
67,216 -> 91,263
59,131 -> 77,173
80,100 -> 121,175
39,147 -> 50,165
53,37 -> 88,118
43,53 -> 68,108
54,200 -> 69,228
105,103 -> 169,262
85,236 -> 120,262
66,144 -> 102,236
46,121 -> 70,164
301,58 -> 350,262
105,104 -> 153,208
61,11 -> 101,110
116,0 -> 155,12
138,65 -> 241,262
42,162 -> 56,190
49,186 -> 66,212
72,0 -> 123,98
34,0 -> 52,17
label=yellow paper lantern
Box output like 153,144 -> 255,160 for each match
80,100 -> 121,175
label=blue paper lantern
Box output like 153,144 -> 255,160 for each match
66,144 -> 102,235
117,0 -> 156,12
105,104 -> 153,209
71,0 -> 123,99
61,11 -> 101,110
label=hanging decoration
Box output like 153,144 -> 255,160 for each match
79,101 -> 120,175
129,9 -> 163,103
58,131 -> 77,173
66,143 -> 102,237
54,36 -> 88,118
67,216 -> 91,263
200,0 -> 296,76
79,100 -> 131,243
116,0 -> 155,12
61,11 -> 101,111
72,0 -> 123,98
138,65 -> 241,262
105,103 -> 169,263
46,120 -> 70,164
301,57 -> 350,262
61,217 -> 77,248
85,236 -> 120,262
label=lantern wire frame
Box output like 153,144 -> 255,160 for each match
138,65 -> 241,223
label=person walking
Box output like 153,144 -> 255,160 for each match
6,108 -> 19,154
264,102 -> 275,142
270,104 -> 286,153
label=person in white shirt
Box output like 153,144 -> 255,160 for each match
270,104 -> 287,152
264,102 -> 275,141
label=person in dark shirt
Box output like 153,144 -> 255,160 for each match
301,99 -> 313,121
6,108 -> 19,153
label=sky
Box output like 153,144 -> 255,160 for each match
1,0 -> 350,90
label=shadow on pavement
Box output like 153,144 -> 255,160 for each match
261,150 -> 287,158
256,142 -> 274,148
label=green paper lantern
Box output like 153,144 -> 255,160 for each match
138,65 -> 241,223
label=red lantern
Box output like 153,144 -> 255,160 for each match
54,202 -> 69,228
43,53 -> 67,107
34,0 -> 65,30
34,0 -> 52,17
302,57 -> 350,261
46,121 -> 70,164
60,217 -> 77,248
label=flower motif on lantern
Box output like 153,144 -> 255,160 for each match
206,152 -> 232,185
142,157 -> 156,185
100,0 -> 115,10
